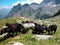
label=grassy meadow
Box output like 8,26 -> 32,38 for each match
0,16 -> 60,45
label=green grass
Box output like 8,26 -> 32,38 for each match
0,16 -> 60,45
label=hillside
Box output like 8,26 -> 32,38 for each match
0,17 -> 30,30
0,15 -> 60,45
53,10 -> 60,17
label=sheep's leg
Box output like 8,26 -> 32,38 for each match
48,30 -> 50,34
54,29 -> 56,34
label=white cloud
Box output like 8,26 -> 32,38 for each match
12,0 -> 43,6
32,0 -> 43,4
0,0 -> 43,10
21,0 -> 43,4
12,0 -> 32,6
12,1 -> 20,6
20,0 -> 33,5
3,6 -> 9,8
0,6 -> 12,10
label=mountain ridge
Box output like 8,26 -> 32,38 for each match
6,0 -> 60,19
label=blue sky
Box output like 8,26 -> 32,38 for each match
0,0 -> 43,9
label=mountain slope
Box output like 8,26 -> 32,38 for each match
7,0 -> 60,19
53,10 -> 60,17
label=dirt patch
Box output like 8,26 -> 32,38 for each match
13,36 -> 20,39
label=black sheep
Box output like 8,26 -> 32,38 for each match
0,23 -> 22,37
46,24 -> 57,34
32,23 -> 44,34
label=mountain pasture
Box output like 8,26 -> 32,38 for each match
0,17 -> 60,45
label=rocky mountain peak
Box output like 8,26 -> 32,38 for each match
23,4 -> 30,8
7,0 -> 60,19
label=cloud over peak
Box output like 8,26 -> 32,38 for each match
13,0 -> 43,6
0,0 -> 43,10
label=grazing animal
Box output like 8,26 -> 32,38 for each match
46,24 -> 57,34
41,24 -> 48,33
22,23 -> 35,29
18,21 -> 35,34
7,24 -> 18,36
32,23 -> 44,34
0,23 -> 22,37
